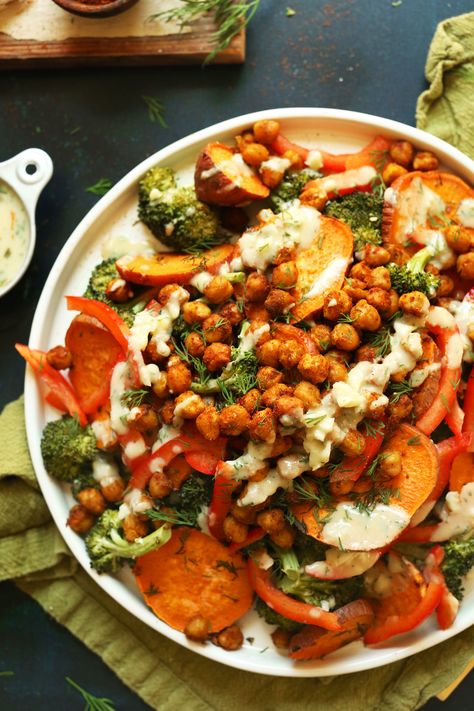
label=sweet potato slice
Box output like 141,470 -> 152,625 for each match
116,243 -> 234,286
195,142 -> 270,206
383,171 -> 474,245
290,215 -> 353,321
449,450 -> 474,492
366,554 -> 425,624
134,527 -> 253,633
65,314 -> 123,415
411,334 -> 441,420
289,599 -> 374,660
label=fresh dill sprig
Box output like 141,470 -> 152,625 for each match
364,452 -> 388,480
120,388 -> 150,409
142,96 -> 168,128
148,0 -> 261,64
146,508 -> 196,527
337,313 -> 356,324
65,677 -> 116,711
360,419 -> 386,438
293,476 -> 333,511
352,484 -> 400,514
367,324 -> 392,358
85,178 -> 112,196
172,337 -> 211,385
183,235 -> 225,255
387,379 -> 414,404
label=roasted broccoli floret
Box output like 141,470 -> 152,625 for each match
83,258 -> 149,327
255,597 -> 303,633
441,537 -> 474,600
138,165 -> 222,252
324,191 -> 383,251
41,416 -> 98,481
85,509 -> 171,573
270,168 -> 320,212
387,244 -> 441,297
147,474 -> 213,528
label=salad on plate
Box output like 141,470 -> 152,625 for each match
18,117 -> 474,661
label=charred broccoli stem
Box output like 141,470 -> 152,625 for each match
41,416 -> 98,481
85,509 -> 171,573
387,245 -> 441,297
324,191 -> 383,251
138,165 -> 223,253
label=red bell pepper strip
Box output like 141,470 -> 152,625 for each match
228,527 -> 266,553
16,344 -> 87,427
271,134 -> 392,175
66,295 -> 130,353
398,524 -> 439,544
432,433 -> 472,502
247,558 -> 342,631
445,398 -> 464,438
184,449 -> 221,476
330,421 -> 385,483
208,464 -> 238,541
119,430 -> 149,471
462,367 -> 474,451
425,545 -> 460,630
416,308 -> 463,436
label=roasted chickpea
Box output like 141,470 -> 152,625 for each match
223,515 -> 249,544
343,277 -> 368,302
327,360 -> 348,384
367,266 -> 391,291
203,342 -> 231,372
75,488 -> 105,519
257,366 -> 283,390
196,405 -> 221,440
387,393 -> 413,423
436,275 -> 454,297
350,299 -> 382,331
273,396 -> 304,425
158,283 -> 188,306
325,348 -> 349,364
264,288 -> 295,316
67,504 -> 95,534
101,478 -> 125,503
219,404 -> 250,436
354,344 -> 377,362
160,399 -> 176,425
399,291 -> 430,317
379,450 -> 402,479
253,119 -> 280,145
386,244 -> 411,266
297,353 -> 329,384
203,276 -> 234,304
364,244 -> 391,267
323,290 -> 353,321
184,615 -> 211,643
282,149 -> 304,170
104,276 -> 135,304
214,624 -> 244,651
241,142 -> 270,167
445,224 -> 473,254
381,289 -> 400,319
293,380 -> 320,410
366,392 -> 388,420
185,331 -> 206,358
46,345 -> 72,370
182,300 -> 211,325
256,508 -> 285,533
330,323 -> 361,351
309,323 -> 331,352
148,470 -> 172,499
382,162 -> 408,185
389,140 -> 415,167
167,363 -> 192,394
351,477 -> 373,494
278,339 -> 306,369
271,628 -> 292,649
248,320 -> 271,345
239,388 -> 262,413
249,408 -> 277,442
270,436 -> 293,457
274,246 -> 297,265
218,301 -> 244,326
202,314 -> 232,343
340,429 -> 366,456
127,404 -> 159,432
230,502 -> 258,524
366,287 -> 392,313
300,185 -> 329,210
457,252 -> 474,280
235,131 -> 255,150
174,391 -> 206,419
350,261 -> 372,284
257,338 -> 281,368
269,523 -> 295,549
272,261 -> 298,289
260,164 -> 286,189
245,272 -> 270,302
413,151 -> 439,171
261,383 -> 293,407
245,302 -> 271,322
123,513 -> 149,542
152,371 -> 169,399
329,479 -> 354,497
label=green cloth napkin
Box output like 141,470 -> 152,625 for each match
1,397 -> 474,711
416,11 -> 474,160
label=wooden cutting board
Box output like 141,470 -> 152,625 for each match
0,0 -> 245,68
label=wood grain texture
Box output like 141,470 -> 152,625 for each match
0,14 -> 245,67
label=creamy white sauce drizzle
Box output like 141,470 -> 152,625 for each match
118,488 -> 152,521
260,156 -> 291,174
109,360 -> 134,436
318,166 -> 376,194
304,256 -> 349,299
91,417 -> 116,448
123,436 -> 147,460
320,501 -> 411,550
101,233 -> 160,259
0,180 -> 29,289
305,549 -> 381,579
92,456 -> 121,488
239,468 -> 291,507
457,198 -> 474,228
305,150 -> 323,171
448,297 -> 474,363
429,482 -> 474,541
386,177 -> 446,240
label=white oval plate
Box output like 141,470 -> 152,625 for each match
25,108 -> 474,677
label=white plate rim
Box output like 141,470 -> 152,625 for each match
24,107 -> 474,677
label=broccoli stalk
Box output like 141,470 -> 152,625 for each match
85,509 -> 171,573
324,191 -> 383,251
138,166 -> 223,253
441,537 -> 474,600
190,321 -> 258,402
41,416 -> 98,481
387,244 -> 441,297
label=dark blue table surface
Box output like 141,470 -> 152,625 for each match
1,1 -> 473,708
